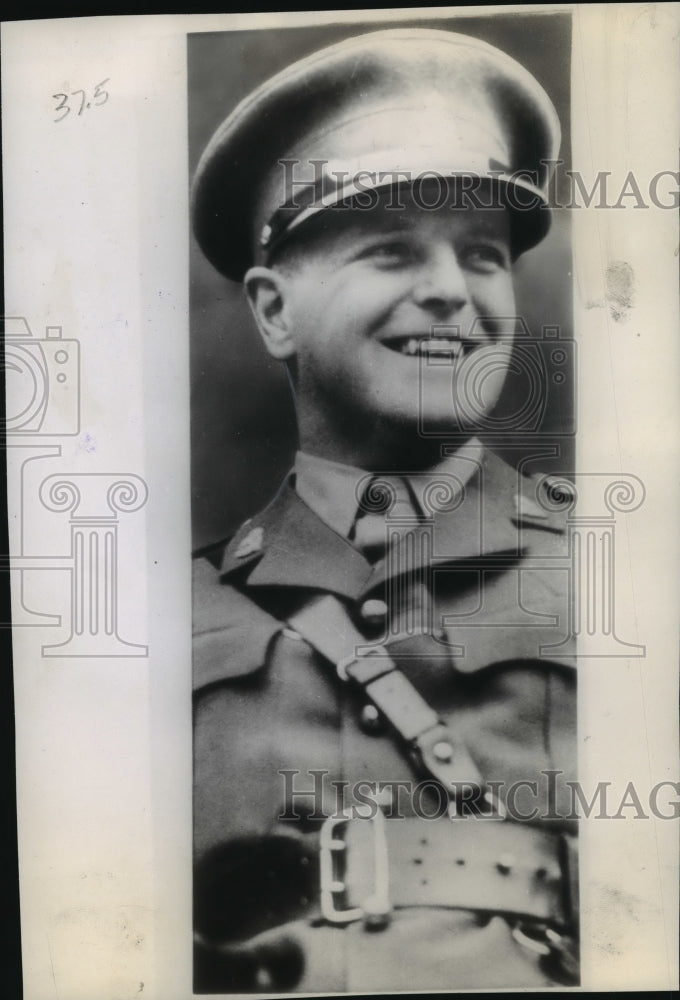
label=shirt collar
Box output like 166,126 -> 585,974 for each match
294,438 -> 484,537
293,451 -> 366,537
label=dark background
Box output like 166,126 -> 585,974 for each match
188,11 -> 573,550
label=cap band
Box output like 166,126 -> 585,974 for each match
260,150 -> 549,259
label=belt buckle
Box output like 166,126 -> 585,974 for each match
320,810 -> 391,928
512,923 -> 579,985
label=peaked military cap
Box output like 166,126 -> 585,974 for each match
192,28 -> 561,281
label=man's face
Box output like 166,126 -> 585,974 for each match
269,194 -> 517,438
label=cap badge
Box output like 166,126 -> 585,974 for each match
235,526 -> 264,559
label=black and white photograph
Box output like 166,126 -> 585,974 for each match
3,5 -> 679,997
190,14 -> 577,993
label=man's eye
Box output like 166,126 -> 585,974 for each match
360,241 -> 414,265
461,244 -> 510,271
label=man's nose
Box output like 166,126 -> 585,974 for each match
411,245 -> 468,318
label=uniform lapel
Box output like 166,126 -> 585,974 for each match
219,484 -> 374,600
218,451 -> 562,600
433,448 -> 524,560
364,449 -> 523,592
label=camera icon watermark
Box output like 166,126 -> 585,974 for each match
4,315 -> 147,656
3,316 -> 80,436
417,317 -> 575,438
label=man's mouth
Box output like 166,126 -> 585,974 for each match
381,335 -> 478,358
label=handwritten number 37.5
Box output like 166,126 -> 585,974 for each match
53,79 -> 110,122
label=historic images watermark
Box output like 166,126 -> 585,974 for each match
279,769 -> 680,823
3,315 -> 148,655
272,159 -> 680,214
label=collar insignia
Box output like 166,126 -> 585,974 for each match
513,492 -> 549,521
234,526 -> 264,559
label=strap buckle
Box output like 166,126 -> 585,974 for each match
320,810 -> 391,928
335,644 -> 390,682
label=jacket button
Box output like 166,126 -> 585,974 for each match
359,703 -> 386,735
432,740 -> 454,763
254,968 -> 274,990
359,598 -> 389,627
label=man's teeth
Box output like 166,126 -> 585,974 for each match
397,337 -> 465,356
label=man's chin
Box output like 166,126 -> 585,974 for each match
414,411 -> 484,438
372,403 -> 481,439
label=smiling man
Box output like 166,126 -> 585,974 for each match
191,28 -> 577,993
245,199 -> 517,468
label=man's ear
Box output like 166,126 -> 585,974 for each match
244,266 -> 296,360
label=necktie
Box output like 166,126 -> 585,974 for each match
351,475 -> 421,562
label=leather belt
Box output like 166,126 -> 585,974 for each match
195,817 -> 574,947
195,814 -> 578,991
320,813 -> 571,931
195,814 -> 578,987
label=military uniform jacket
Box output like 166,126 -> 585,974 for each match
193,448 -> 577,993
